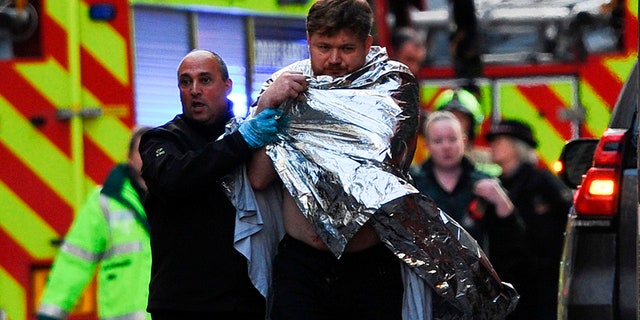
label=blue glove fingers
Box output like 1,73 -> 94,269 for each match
256,109 -> 280,144
238,108 -> 282,148
256,108 -> 281,119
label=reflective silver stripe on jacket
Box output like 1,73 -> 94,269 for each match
99,194 -> 136,223
99,193 -> 111,220
38,303 -> 69,319
97,193 -> 143,259
103,311 -> 148,320
102,241 -> 142,258
60,242 -> 102,262
62,239 -> 142,261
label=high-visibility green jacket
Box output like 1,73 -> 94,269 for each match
38,164 -> 151,320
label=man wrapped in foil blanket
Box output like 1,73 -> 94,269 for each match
222,45 -> 518,319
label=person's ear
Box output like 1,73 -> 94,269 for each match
225,78 -> 233,95
365,35 -> 373,52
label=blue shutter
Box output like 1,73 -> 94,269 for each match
197,13 -> 249,117
133,7 -> 190,127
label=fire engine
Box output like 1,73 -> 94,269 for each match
0,0 -> 312,319
372,0 -> 638,169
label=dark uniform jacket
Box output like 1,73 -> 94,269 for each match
140,111 -> 265,314
499,161 -> 573,319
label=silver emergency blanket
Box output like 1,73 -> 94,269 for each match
269,80 -> 418,256
261,47 -> 518,318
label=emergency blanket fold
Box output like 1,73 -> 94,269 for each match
260,47 -> 519,318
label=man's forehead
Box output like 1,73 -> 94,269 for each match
178,53 -> 217,73
309,30 -> 363,45
179,70 -> 213,78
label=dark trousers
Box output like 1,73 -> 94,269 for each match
270,234 -> 404,320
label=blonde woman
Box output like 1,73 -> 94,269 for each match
486,119 -> 573,320
411,111 -> 526,291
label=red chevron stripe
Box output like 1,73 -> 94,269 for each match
0,228 -> 33,298
623,8 -> 638,54
581,59 -> 624,110
83,135 -> 117,185
1,67 -> 72,158
516,84 -> 573,139
0,143 -> 73,235
41,12 -> 69,70
80,47 -> 135,126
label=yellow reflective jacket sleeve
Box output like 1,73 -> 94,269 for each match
38,164 -> 151,320
38,187 -> 107,318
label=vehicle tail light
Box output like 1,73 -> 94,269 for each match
574,168 -> 618,215
573,129 -> 625,216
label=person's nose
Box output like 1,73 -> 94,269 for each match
190,81 -> 202,96
328,49 -> 341,64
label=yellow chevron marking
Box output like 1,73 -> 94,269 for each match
580,80 -> 611,137
15,60 -> 130,163
420,86 -> 441,108
15,58 -> 74,107
0,95 -> 97,206
45,1 -> 129,85
84,115 -> 132,163
499,86 -> 566,167
79,1 -> 130,85
79,90 -> 133,162
0,181 -> 59,259
627,0 -> 637,18
603,54 -> 636,83
548,81 -> 574,108
45,0 -> 65,24
0,267 -> 25,320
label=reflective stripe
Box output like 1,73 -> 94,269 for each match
104,311 -> 148,320
61,240 -> 142,261
61,242 -> 102,262
97,193 -> 143,258
103,241 -> 142,258
38,303 -> 69,319
99,194 -> 111,222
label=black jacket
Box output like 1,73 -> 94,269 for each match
500,162 -> 572,270
499,161 -> 573,318
140,113 -> 265,314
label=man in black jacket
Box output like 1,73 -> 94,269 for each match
139,49 -> 281,319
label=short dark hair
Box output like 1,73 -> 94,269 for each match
207,50 -> 230,81
306,0 -> 373,41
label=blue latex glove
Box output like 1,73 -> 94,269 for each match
238,108 -> 282,149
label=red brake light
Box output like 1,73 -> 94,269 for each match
573,129 -> 625,216
574,168 -> 618,215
